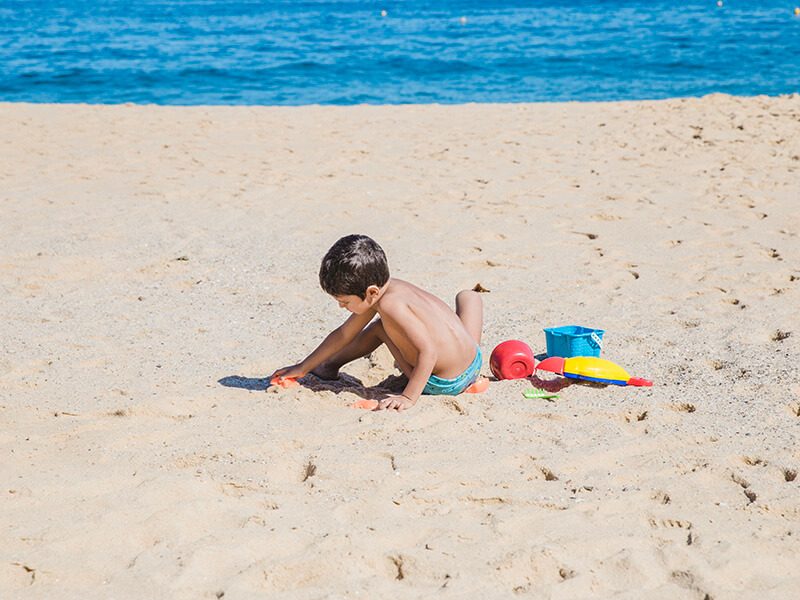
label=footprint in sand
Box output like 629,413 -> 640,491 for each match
623,410 -> 648,423
387,555 -> 406,581
652,490 -> 671,505
649,517 -> 694,547
771,330 -> 791,342
539,466 -> 559,481
730,471 -> 758,504
708,359 -> 730,371
301,458 -> 317,483
671,570 -> 712,598
381,452 -> 398,472
730,472 -> 750,489
648,517 -> 692,530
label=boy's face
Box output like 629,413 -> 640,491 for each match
334,294 -> 370,314
333,285 -> 382,315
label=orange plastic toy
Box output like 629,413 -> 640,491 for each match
465,376 -> 490,393
270,376 -> 300,388
352,399 -> 380,410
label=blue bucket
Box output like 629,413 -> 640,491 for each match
544,325 -> 604,358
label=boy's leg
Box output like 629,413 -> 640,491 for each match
455,290 -> 483,344
312,318 -> 413,379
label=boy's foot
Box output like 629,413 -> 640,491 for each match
311,362 -> 340,380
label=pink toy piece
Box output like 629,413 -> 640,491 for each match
490,340 -> 536,380
535,356 -> 566,375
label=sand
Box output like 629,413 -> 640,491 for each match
1,94 -> 799,598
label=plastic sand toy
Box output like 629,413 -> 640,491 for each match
523,388 -> 560,400
543,325 -> 604,358
535,356 -> 652,387
270,376 -> 300,388
489,340 -> 536,380
352,399 -> 380,410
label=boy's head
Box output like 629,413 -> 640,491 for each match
319,234 -> 390,300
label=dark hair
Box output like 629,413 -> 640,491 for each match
319,234 -> 390,299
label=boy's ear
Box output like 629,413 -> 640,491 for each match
365,285 -> 381,301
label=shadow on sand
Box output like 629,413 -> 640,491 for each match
218,372 -> 408,401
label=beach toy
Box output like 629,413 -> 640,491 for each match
536,356 -> 652,387
544,325 -> 604,358
523,388 -> 559,400
490,340 -> 535,380
465,376 -> 489,394
270,376 -> 300,388
352,399 -> 379,410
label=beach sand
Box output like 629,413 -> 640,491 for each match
1,95 -> 799,598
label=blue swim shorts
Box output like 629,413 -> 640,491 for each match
423,347 -> 483,396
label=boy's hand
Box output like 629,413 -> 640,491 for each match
270,364 -> 306,383
377,394 -> 417,411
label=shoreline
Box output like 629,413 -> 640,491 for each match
2,90 -> 799,109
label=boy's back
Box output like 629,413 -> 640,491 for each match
377,278 -> 479,380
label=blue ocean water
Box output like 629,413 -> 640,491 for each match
1,0 -> 798,105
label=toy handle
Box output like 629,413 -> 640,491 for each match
590,332 -> 603,349
627,377 -> 653,387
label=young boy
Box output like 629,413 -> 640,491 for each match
271,234 -> 484,411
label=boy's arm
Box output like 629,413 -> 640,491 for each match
378,300 -> 437,407
272,308 -> 376,379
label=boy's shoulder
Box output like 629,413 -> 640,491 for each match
378,280 -> 408,307
387,278 -> 426,293
379,279 -> 427,312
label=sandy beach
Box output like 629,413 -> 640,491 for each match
1,95 -> 799,598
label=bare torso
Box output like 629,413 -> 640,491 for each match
375,278 -> 477,378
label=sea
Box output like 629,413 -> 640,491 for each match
1,0 -> 799,105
